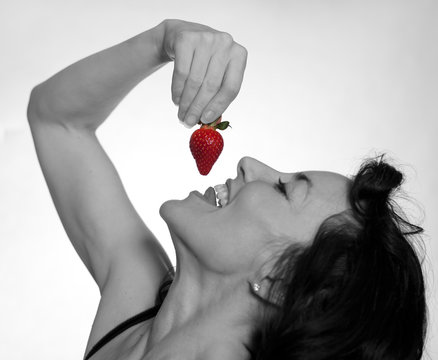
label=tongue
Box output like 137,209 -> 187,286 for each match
204,187 -> 216,206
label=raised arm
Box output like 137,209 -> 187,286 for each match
27,20 -> 172,293
28,21 -> 167,130
27,18 -> 247,352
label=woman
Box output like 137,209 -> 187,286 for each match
27,19 -> 426,360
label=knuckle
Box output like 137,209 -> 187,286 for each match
205,78 -> 221,92
176,30 -> 190,42
172,88 -> 183,102
240,44 -> 249,58
188,103 -> 204,116
200,31 -> 215,43
172,94 -> 181,105
187,76 -> 203,89
218,31 -> 234,45
173,66 -> 188,78
175,31 -> 186,45
173,62 -> 189,79
234,43 -> 248,59
178,106 -> 186,118
223,84 -> 240,99
214,96 -> 229,110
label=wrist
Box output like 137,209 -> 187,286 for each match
146,19 -> 172,64
127,20 -> 169,71
159,18 -> 184,63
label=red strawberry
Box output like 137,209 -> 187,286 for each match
189,116 -> 230,175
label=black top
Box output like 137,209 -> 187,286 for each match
84,304 -> 161,360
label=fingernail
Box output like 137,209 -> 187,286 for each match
204,110 -> 214,123
186,115 -> 197,126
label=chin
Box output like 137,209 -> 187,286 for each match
159,195 -> 196,228
159,198 -> 199,252
159,199 -> 181,222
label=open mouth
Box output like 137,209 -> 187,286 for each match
214,184 -> 229,207
201,183 -> 229,207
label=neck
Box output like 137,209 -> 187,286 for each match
144,235 -> 257,360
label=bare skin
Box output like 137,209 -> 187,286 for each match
27,19 -> 350,360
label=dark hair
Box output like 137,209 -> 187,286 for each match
249,155 -> 427,359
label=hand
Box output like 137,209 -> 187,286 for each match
161,19 -> 248,127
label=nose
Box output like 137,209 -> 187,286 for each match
237,156 -> 280,183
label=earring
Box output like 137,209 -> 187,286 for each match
252,282 -> 261,293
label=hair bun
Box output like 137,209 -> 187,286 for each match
351,155 -> 403,216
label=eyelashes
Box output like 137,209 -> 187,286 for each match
274,173 -> 310,202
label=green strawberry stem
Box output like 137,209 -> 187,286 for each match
211,116 -> 222,127
198,116 -> 230,131
215,121 -> 230,130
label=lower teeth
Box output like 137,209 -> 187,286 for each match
216,194 -> 222,207
213,185 -> 228,207
218,197 -> 228,207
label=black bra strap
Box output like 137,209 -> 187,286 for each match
84,304 -> 160,360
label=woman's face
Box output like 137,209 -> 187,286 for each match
160,157 -> 351,275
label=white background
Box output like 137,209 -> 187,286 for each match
0,0 -> 436,359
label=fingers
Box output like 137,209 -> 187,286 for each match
171,34 -> 194,106
199,46 -> 247,125
182,51 -> 228,126
177,48 -> 211,126
170,30 -> 248,128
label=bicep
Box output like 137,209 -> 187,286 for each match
28,119 -> 172,292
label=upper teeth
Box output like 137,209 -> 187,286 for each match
214,184 -> 229,207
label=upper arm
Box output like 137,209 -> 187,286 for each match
28,114 -> 172,294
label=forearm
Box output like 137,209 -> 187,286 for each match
28,20 -> 169,130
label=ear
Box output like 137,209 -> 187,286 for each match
249,256 -> 285,306
248,278 -> 269,299
248,276 -> 285,307
248,238 -> 289,305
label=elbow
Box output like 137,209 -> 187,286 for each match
27,83 -> 98,132
27,83 -> 68,128
27,84 -> 47,124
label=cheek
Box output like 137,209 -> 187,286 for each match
215,200 -> 281,260
227,186 -> 298,245
161,190 -> 290,274
290,202 -> 339,243
209,218 -> 269,272
185,211 -> 274,274
232,191 -> 310,244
